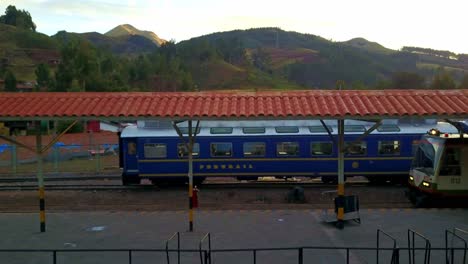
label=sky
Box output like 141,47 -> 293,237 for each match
2,0 -> 468,54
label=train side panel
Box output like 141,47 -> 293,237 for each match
131,133 -> 420,182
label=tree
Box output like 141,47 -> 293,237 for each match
252,47 -> 272,73
56,40 -> 98,91
54,63 -> 73,91
35,63 -> 51,90
4,70 -> 17,91
0,5 -> 36,31
431,67 -> 456,90
374,79 -> 392,89
391,72 -> 425,89
459,73 -> 468,89
351,80 -> 368,90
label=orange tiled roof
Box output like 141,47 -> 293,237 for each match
0,90 -> 467,119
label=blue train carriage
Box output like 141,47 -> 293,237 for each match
407,121 -> 468,207
119,119 -> 441,186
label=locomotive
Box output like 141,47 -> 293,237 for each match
407,121 -> 468,206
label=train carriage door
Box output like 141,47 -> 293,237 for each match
437,145 -> 468,191
124,139 -> 138,173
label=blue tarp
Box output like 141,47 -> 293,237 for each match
0,144 -> 10,154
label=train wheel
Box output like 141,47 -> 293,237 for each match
321,176 -> 346,184
194,177 -> 206,186
367,176 -> 388,185
122,174 -> 140,186
390,176 -> 408,185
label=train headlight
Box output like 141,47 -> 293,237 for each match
422,181 -> 430,187
428,128 -> 440,136
409,176 -> 414,181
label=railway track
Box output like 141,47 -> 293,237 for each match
0,175 -> 383,191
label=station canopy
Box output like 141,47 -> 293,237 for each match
0,90 -> 467,121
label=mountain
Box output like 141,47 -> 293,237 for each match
180,28 -> 468,88
2,21 -> 467,91
105,24 -> 166,46
341,37 -> 394,54
53,30 -> 158,54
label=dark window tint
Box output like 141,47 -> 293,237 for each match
311,142 -> 333,155
345,125 -> 366,132
127,142 -> 136,155
243,142 -> 266,157
377,125 -> 401,132
210,143 -> 232,157
439,148 -> 462,176
275,126 -> 299,133
345,141 -> 367,155
378,141 -> 401,155
242,127 -> 266,134
178,127 -> 201,135
276,142 -> 300,156
144,143 -> 167,158
177,143 -> 200,158
308,126 -> 333,133
210,127 -> 233,134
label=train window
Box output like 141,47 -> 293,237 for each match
210,143 -> 232,157
275,126 -> 299,133
243,142 -> 266,157
242,127 -> 266,134
210,127 -> 233,134
311,142 -> 333,155
378,141 -> 401,155
377,125 -> 401,132
178,127 -> 201,135
345,125 -> 366,132
276,142 -> 300,156
412,140 -> 436,174
177,143 -> 200,158
127,142 -> 136,155
439,148 -> 461,176
144,143 -> 167,158
308,126 -> 333,133
345,141 -> 367,155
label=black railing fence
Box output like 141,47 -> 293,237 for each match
0,229 -> 466,264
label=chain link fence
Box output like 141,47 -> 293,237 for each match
0,132 -> 120,176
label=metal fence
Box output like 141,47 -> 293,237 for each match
0,142 -> 119,175
0,229 -> 466,264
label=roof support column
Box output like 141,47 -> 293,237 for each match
35,121 -> 46,232
172,120 -> 200,232
336,119 -> 345,229
188,120 -> 194,232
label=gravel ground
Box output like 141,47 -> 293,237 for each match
0,185 -> 410,212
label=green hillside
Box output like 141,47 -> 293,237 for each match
0,23 -> 59,81
182,28 -> 468,88
2,19 -> 467,91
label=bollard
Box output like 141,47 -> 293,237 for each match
193,186 -> 199,208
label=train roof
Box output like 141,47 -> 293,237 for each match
120,119 -> 461,138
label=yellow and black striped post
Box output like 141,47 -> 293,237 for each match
336,119 -> 345,229
36,121 -> 46,232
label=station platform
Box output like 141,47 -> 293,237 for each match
0,208 -> 467,263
